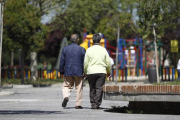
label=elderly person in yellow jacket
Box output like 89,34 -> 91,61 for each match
84,33 -> 111,109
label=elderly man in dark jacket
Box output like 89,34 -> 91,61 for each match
60,34 -> 86,109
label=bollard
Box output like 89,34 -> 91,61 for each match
148,65 -> 157,83
125,67 -> 127,82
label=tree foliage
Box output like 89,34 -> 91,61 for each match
51,0 -> 138,43
138,0 -> 180,66
138,0 -> 180,40
96,13 -> 137,41
29,0 -> 67,16
3,0 -> 49,52
44,23 -> 66,56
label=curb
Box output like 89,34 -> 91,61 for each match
2,84 -> 13,89
13,85 -> 33,89
0,91 -> 14,96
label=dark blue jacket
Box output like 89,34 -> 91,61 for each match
59,43 -> 86,77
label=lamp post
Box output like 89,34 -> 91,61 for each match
115,26 -> 120,84
0,1 -> 4,89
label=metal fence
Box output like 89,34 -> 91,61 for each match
111,67 -> 127,82
161,66 -> 178,81
1,66 -> 179,81
1,68 -> 61,79
110,66 -> 179,82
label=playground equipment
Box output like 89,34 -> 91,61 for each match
80,34 -> 151,77
118,38 -> 144,77
117,38 -> 164,77
80,33 -> 150,80
107,38 -> 167,82
80,34 -> 116,60
80,34 -> 105,50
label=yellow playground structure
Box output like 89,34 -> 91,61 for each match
80,34 -> 105,50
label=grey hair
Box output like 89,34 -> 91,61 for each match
70,34 -> 79,42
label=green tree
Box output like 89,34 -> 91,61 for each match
3,0 -> 48,83
138,0 -> 180,66
4,0 -> 48,52
138,0 -> 180,38
30,0 -> 67,16
96,13 -> 137,41
50,0 -> 139,45
53,0 -> 120,40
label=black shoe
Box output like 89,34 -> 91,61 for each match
62,97 -> 69,107
75,106 -> 83,109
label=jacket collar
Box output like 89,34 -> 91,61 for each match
93,43 -> 100,45
71,42 -> 78,45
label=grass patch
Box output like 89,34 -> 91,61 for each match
153,80 -> 180,85
1,78 -> 63,85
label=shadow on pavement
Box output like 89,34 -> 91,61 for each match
0,110 -> 63,115
103,105 -> 180,115
64,107 -> 108,110
63,107 -> 92,109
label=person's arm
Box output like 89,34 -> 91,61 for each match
84,50 -> 89,75
59,48 -> 65,78
105,50 -> 111,76
82,48 -> 86,77
82,48 -> 86,71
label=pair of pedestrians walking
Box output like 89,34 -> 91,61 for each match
59,33 -> 111,109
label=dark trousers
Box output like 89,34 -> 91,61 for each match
87,73 -> 106,107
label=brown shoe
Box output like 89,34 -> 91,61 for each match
62,97 -> 69,107
75,106 -> 83,109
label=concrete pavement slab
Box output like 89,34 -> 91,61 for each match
0,91 -> 14,96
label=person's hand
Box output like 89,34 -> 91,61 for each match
107,73 -> 111,78
83,74 -> 87,80
107,73 -> 111,81
61,75 -> 64,80
83,73 -> 87,78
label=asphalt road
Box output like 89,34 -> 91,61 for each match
0,82 -> 180,120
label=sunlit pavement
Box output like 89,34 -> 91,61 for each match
0,82 -> 180,120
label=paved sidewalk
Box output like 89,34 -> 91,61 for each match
0,82 -> 180,120
0,91 -> 14,96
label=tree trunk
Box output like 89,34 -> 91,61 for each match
21,50 -> 24,84
30,52 -> 37,81
11,51 -> 14,66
